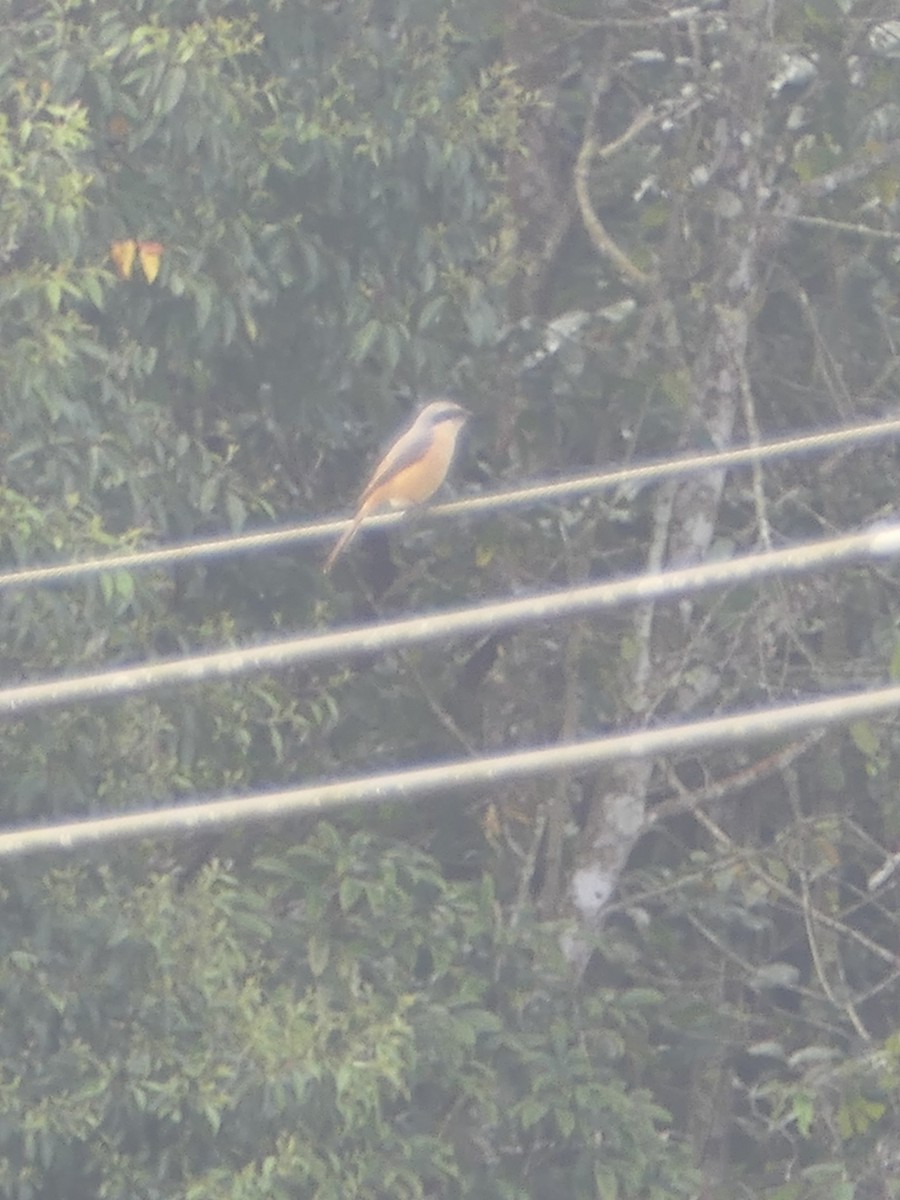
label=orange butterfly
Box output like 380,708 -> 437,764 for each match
110,239 -> 163,282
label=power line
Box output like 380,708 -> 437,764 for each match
0,518 -> 348,591
2,414 -> 900,591
2,677 -> 900,859
2,521 -> 899,718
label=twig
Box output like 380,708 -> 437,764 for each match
646,734 -> 824,828
573,94 -> 655,290
795,140 -> 900,199
789,212 -> 900,242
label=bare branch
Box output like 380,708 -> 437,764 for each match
573,95 -> 655,290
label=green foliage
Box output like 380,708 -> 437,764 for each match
4,0 -> 900,1197
0,834 -> 696,1200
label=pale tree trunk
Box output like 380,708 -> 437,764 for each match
570,3 -> 778,963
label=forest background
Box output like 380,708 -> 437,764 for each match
2,0 -> 900,1197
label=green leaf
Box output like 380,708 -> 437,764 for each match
381,323 -> 405,372
849,720 -> 879,759
45,279 -> 62,312
194,283 -> 214,331
114,571 -> 135,603
791,1091 -> 815,1138
339,876 -> 363,912
81,272 -> 103,308
225,490 -> 246,531
351,318 -> 382,364
594,1166 -> 619,1200
198,474 -> 220,514
417,295 -> 448,330
157,66 -> 187,116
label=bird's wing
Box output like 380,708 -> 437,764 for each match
357,428 -> 429,506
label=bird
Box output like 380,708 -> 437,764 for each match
323,398 -> 470,573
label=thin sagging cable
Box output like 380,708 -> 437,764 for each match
2,677 -> 900,859
2,521 -> 900,718
2,414 -> 900,591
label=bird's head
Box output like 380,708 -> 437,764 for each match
416,398 -> 471,431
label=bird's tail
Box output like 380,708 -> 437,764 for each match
323,511 -> 364,573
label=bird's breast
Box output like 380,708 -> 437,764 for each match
366,421 -> 461,511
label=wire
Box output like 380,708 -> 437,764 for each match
2,678 -> 900,859
0,518 -> 348,591
2,414 -> 900,591
2,521 -> 899,718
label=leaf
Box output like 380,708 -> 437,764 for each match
114,571 -> 135,603
351,318 -> 382,364
787,1045 -> 839,1067
791,1091 -> 815,1138
198,474 -> 220,514
220,299 -> 237,344
194,282 -> 213,329
45,279 -> 62,312
747,1040 -> 786,1059
339,876 -> 363,912
82,272 -> 103,307
554,1106 -> 575,1138
890,636 -> 900,681
381,323 -> 404,372
417,295 -> 448,331
837,1095 -> 885,1137
225,491 -> 246,531
307,935 -> 329,977
517,1098 -> 548,1130
750,962 -> 800,990
849,718 -> 881,762
594,1166 -> 619,1200
157,66 -> 187,116
203,1102 -> 222,1135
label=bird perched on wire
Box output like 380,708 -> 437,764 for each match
323,398 -> 470,573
